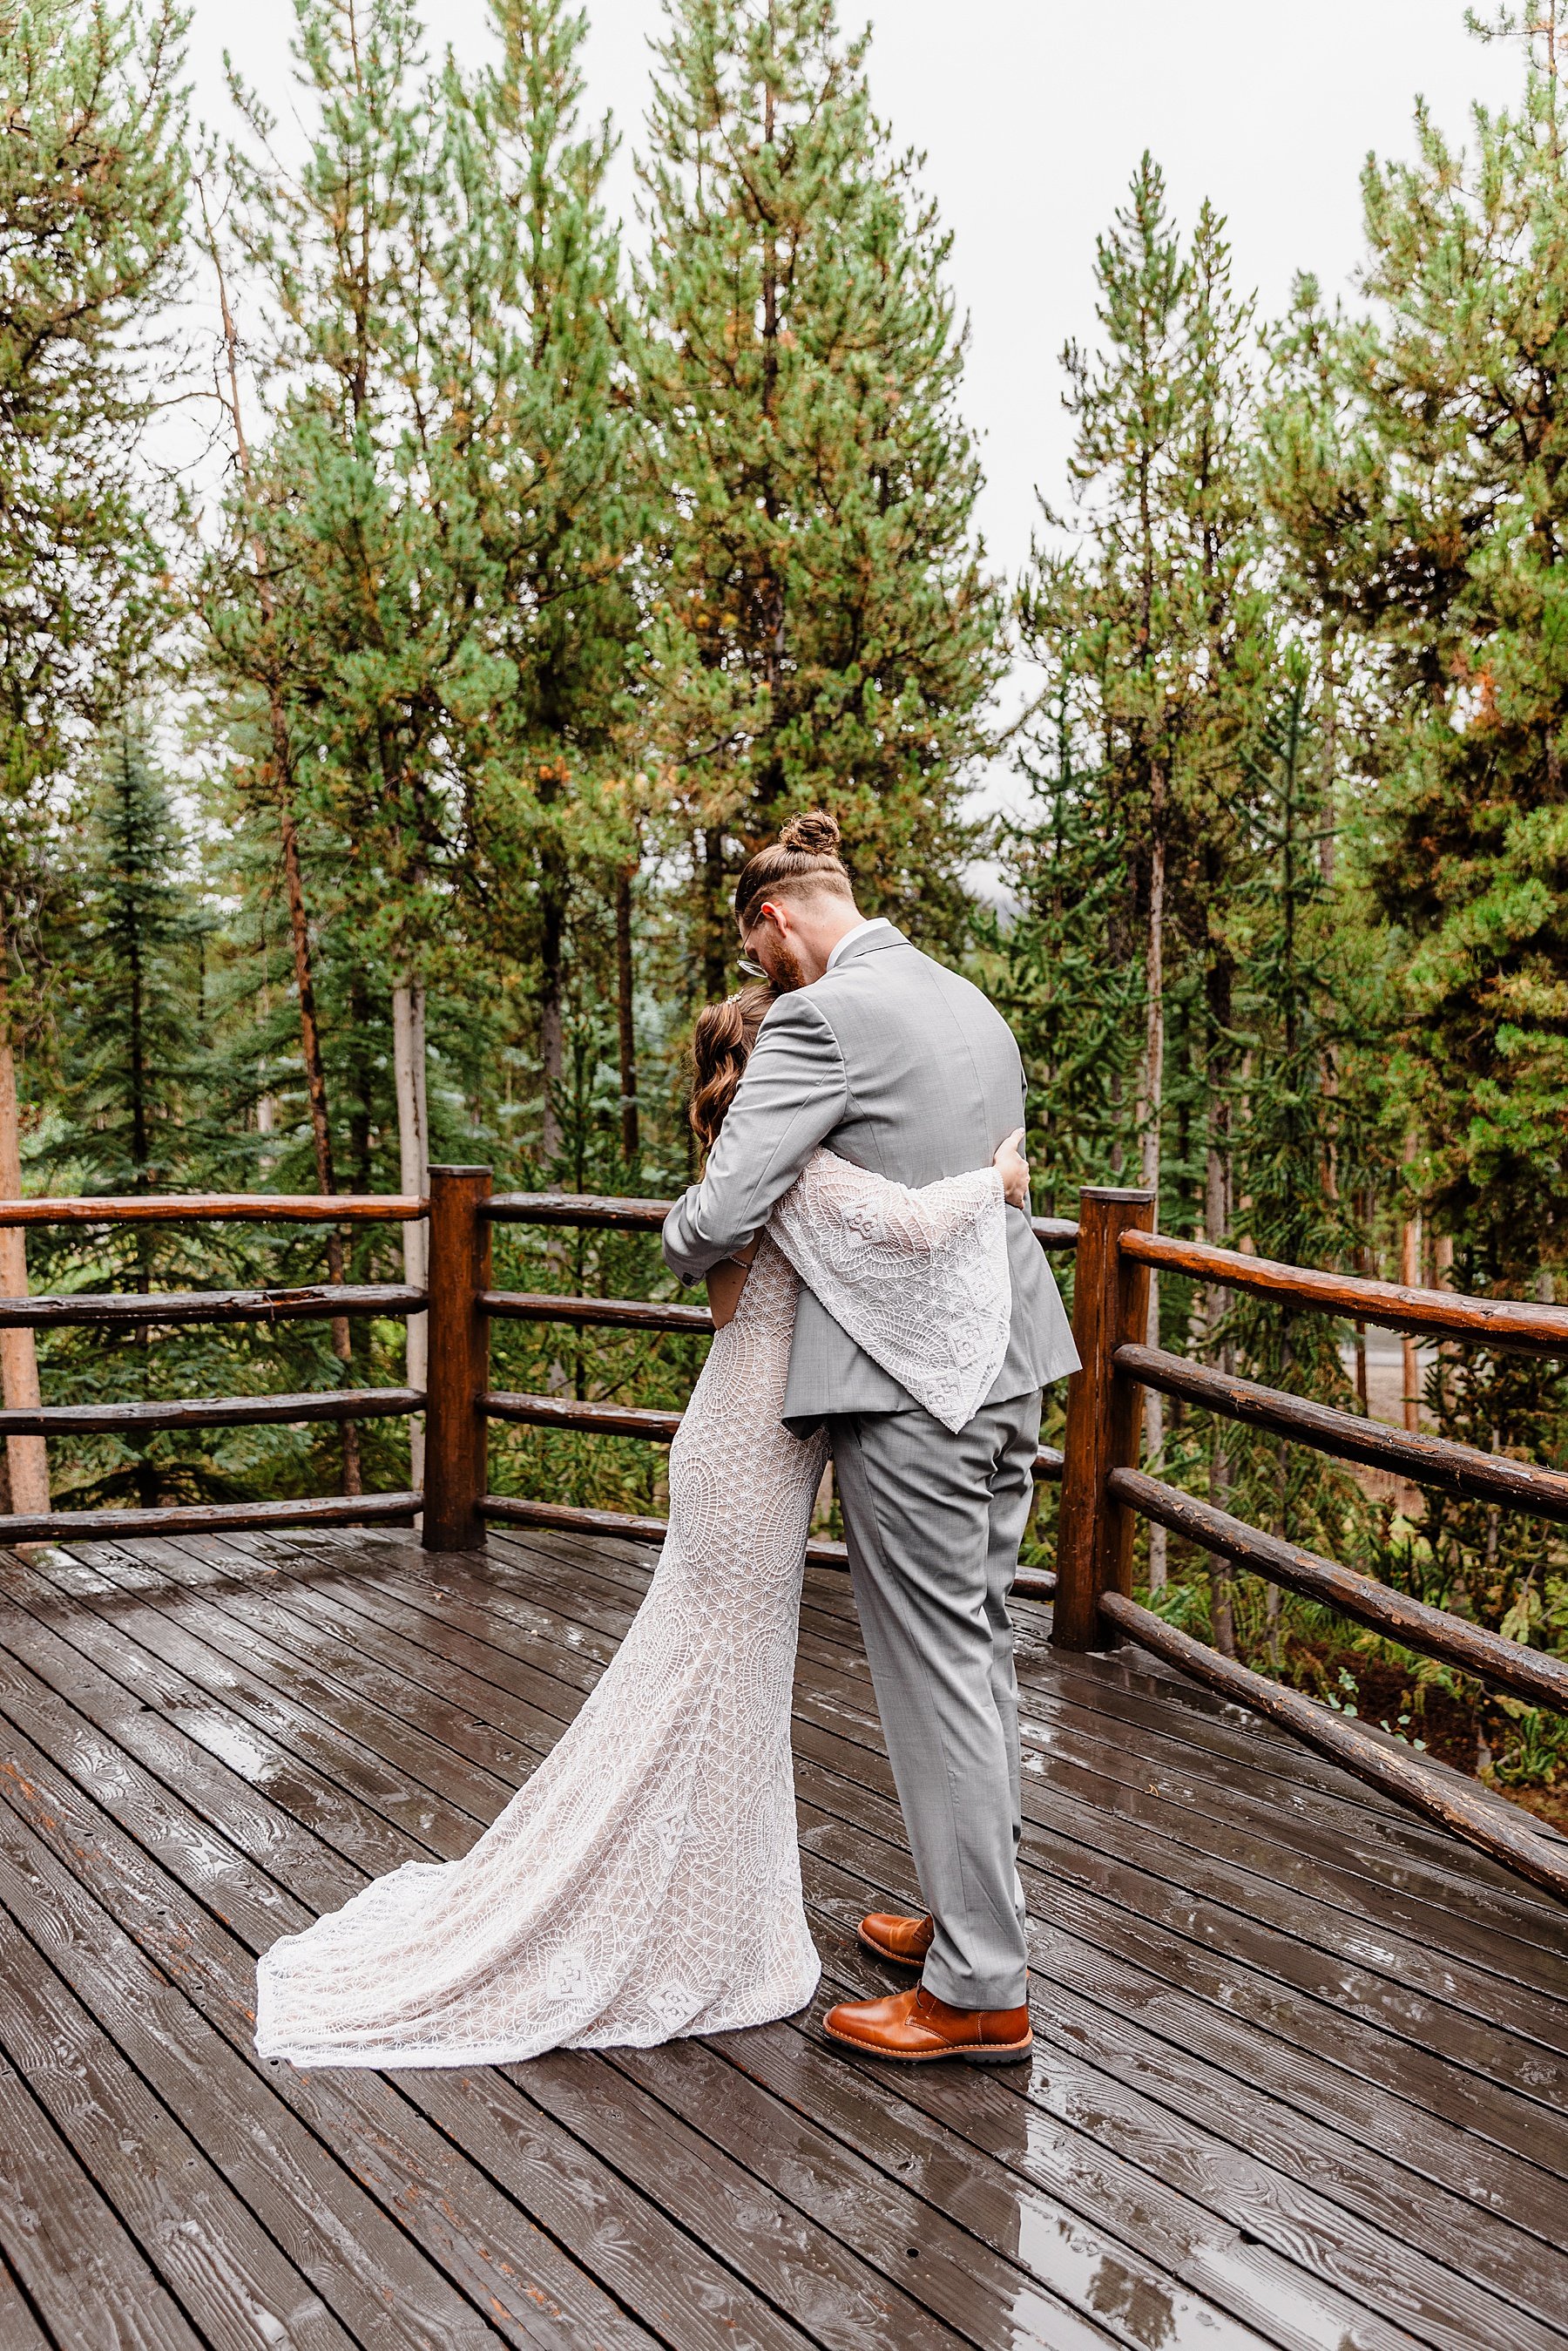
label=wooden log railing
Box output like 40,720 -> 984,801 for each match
9,1167 -> 1567,1903
0,1189 -> 427,1547
1056,1185 -> 1568,1904
470,1189 -> 1071,1590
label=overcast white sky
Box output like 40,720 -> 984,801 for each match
187,1 -> 1521,801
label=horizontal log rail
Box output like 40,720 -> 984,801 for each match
485,1189 -> 1082,1252
0,1192 -> 424,1225
481,1491 -> 1058,1600
486,1191 -> 670,1231
1117,1342 -> 1568,1527
0,1283 -> 423,1331
0,1386 -> 422,1439
486,1391 -> 684,1441
1109,1466 -> 1568,1713
483,1386 -> 1066,1483
1098,1592 -> 1568,1905
0,1490 -> 421,1547
482,1288 -> 713,1334
1120,1227 -> 1568,1355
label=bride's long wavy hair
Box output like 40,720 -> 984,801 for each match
689,985 -> 777,1154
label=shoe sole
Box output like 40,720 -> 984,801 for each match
821,2020 -> 1034,2065
856,1928 -> 929,1968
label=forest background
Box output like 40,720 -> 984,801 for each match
6,0 -> 1568,1816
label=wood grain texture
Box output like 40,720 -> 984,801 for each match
0,1492 -> 420,1545
1098,1590 -> 1568,1904
1121,1227 -> 1568,1355
483,1286 -> 714,1332
0,1385 -> 422,1438
0,1192 -> 424,1226
1117,1341 -> 1568,1526
0,1520 -> 1560,2351
422,1165 -> 492,1552
1054,1188 -> 1155,1650
0,1282 -> 422,1329
1111,1464 -> 1568,1713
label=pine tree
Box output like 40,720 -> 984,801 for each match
32,734 -> 220,1510
1012,158 -> 1274,1586
0,0 -> 187,1511
636,0 -> 1000,996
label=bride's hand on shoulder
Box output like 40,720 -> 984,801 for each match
993,1128 -> 1030,1212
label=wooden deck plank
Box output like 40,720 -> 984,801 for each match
18,1541 -> 1448,2351
483,1527 -> 1568,1945
0,1565 -> 976,2351
0,2038 -> 204,2351
0,1657 -> 670,2350
0,2248 -> 50,2350
202,1541 -> 1568,2332
20,1546 -> 1263,2351
145,1525 -> 1568,2178
1,1522 -> 1563,2351
209,1529 -> 1568,2120
0,1894 -> 353,2351
443,1530 -> 1568,1993
104,1532 -> 1568,2348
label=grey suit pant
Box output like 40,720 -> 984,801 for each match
828,1388 -> 1041,2012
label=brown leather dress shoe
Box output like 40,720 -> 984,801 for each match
858,1911 -> 935,1967
823,1984 -> 1032,2063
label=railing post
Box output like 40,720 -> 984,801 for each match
423,1165 -> 491,1551
1053,1186 -> 1155,1650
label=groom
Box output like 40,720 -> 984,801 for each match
662,810 -> 1078,2063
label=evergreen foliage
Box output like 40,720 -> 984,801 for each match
3,0 -> 1566,1805
636,0 -> 1000,993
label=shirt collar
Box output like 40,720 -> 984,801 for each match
824,916 -> 895,972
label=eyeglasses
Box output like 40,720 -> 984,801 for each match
737,956 -> 768,979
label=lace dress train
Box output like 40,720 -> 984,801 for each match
253,1153 -> 1008,2068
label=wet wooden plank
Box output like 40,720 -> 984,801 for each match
0,2250 -> 48,2350
0,1661 -> 665,2349
232,1527 -> 1568,2123
3,1525 -> 1561,2351
0,1595 -> 880,2351
0,1901 -> 353,2351
110,1544 -> 1429,2351
0,2041 -> 204,2351
390,1533 -> 1568,1989
136,1538 -> 1568,2341
0,1799 -> 500,2351
796,1908 -> 1568,2351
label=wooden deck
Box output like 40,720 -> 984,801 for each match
0,1526 -> 1562,2351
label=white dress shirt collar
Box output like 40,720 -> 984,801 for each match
824,916 -> 895,972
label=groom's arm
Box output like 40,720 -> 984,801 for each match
661,992 -> 848,1282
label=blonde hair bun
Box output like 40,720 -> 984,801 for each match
778,809 -> 841,855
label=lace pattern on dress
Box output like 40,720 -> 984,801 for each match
769,1148 -> 1011,1431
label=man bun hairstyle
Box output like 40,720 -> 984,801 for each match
733,807 -> 855,932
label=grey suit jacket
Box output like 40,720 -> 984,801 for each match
662,925 -> 1079,1433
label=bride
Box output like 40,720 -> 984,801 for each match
254,984 -> 1030,2068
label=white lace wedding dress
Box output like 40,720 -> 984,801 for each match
253,1149 -> 1010,2068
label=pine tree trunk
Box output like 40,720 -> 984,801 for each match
1402,1206 -> 1423,1434
539,856 -> 565,1164
0,943 -> 47,1514
203,189 -> 357,1497
392,975 -> 429,1494
279,803 -> 360,1494
615,865 -> 639,1168
1204,941 -> 1233,1652
1140,819 -> 1166,1589
701,827 -> 730,1006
